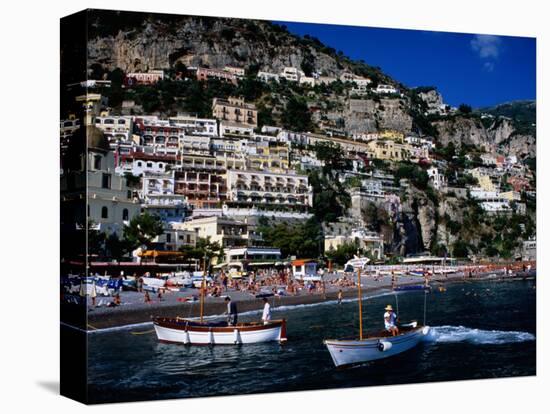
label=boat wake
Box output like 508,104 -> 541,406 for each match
425,325 -> 535,345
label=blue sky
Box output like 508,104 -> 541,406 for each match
275,21 -> 536,108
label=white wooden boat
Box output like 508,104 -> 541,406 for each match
153,256 -> 288,345
324,322 -> 430,367
324,269 -> 431,367
153,317 -> 287,345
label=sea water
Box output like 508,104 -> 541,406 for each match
84,279 -> 536,403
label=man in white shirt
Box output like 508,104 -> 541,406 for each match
261,297 -> 271,324
384,304 -> 399,336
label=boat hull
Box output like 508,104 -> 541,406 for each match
153,318 -> 287,345
324,326 -> 430,367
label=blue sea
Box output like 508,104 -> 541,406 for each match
85,279 -> 536,403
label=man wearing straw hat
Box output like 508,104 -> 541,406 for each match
384,304 -> 399,336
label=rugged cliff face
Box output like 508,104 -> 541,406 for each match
390,186 -> 436,255
433,115 -> 535,159
87,12 -> 387,81
345,98 -> 413,134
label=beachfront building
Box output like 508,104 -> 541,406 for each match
152,226 -> 197,251
225,247 -> 283,270
212,96 -> 258,128
87,126 -> 140,236
324,229 -> 385,261
226,169 -> 313,210
174,153 -> 227,209
175,216 -> 252,249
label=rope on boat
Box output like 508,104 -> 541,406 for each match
87,323 -> 99,331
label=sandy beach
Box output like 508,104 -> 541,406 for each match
67,269 -> 536,330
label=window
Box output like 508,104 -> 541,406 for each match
166,233 -> 171,243
147,162 -> 153,168
122,208 -> 129,221
186,234 -> 191,243
137,161 -> 142,167
102,173 -> 111,189
93,155 -> 102,170
101,206 -> 108,219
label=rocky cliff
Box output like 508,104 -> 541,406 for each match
86,10 -> 389,82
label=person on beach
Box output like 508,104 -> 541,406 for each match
108,293 -> 121,307
384,305 -> 399,336
261,297 -> 271,324
144,291 -> 151,304
225,296 -> 238,326
337,289 -> 343,305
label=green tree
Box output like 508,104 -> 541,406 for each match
281,96 -> 313,132
325,242 -> 360,266
123,213 -> 164,249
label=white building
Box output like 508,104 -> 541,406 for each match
226,169 -> 313,208
299,76 -> 316,87
280,67 -> 303,82
169,115 -> 218,136
257,71 -> 280,83
427,167 -> 447,190
375,84 -> 398,94
225,247 -> 282,269
87,127 -> 140,236
94,115 -> 134,146
219,121 -> 255,137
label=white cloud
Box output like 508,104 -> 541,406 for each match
471,34 -> 502,70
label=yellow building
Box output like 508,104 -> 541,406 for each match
470,168 -> 496,192
365,139 -> 411,161
379,130 -> 405,142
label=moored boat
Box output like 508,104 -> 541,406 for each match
153,317 -> 287,345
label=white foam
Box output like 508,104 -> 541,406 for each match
425,325 -> 535,345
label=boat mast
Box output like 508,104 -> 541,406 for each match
357,268 -> 363,340
200,254 -> 206,323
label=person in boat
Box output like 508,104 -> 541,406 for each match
261,297 -> 271,325
384,305 -> 399,336
225,296 -> 238,326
